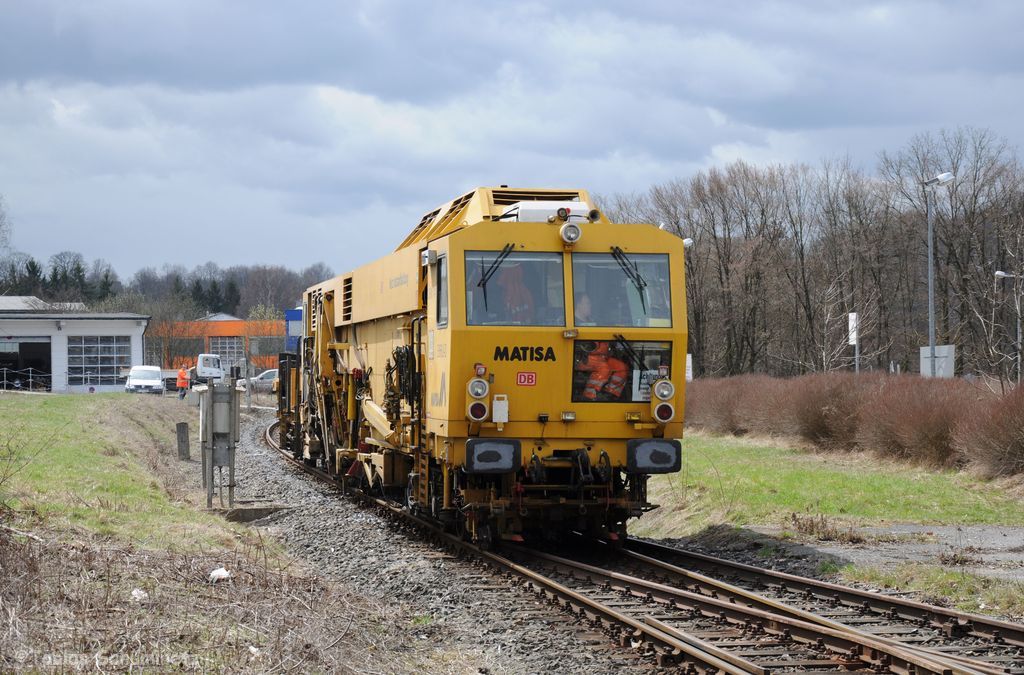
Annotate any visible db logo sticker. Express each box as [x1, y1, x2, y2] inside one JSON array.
[[516, 372, 537, 386]]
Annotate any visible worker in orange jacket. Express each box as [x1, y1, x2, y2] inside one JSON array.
[[176, 367, 189, 400], [575, 342, 628, 401]]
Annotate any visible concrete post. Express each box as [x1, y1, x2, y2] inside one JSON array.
[[176, 422, 190, 460]]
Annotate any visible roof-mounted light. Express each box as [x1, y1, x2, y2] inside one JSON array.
[[560, 222, 582, 245]]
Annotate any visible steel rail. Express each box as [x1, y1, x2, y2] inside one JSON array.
[[514, 547, 986, 675], [262, 422, 749, 672], [617, 548, 1008, 675], [627, 538, 1024, 648]]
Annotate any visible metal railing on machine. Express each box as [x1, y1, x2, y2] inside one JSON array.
[[0, 367, 52, 392]]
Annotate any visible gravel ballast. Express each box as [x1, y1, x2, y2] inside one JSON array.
[[232, 410, 655, 674]]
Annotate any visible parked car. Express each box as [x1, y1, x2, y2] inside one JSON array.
[[244, 368, 278, 392], [125, 365, 164, 394]]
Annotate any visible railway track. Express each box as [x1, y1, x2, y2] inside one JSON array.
[[623, 540, 1024, 661], [506, 545, 1024, 674], [263, 422, 1024, 673]]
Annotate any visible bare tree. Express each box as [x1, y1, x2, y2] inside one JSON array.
[[238, 265, 303, 317], [880, 127, 1023, 382], [597, 128, 1024, 381], [94, 291, 205, 367]]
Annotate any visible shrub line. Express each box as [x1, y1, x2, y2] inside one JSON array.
[[685, 373, 1017, 476]]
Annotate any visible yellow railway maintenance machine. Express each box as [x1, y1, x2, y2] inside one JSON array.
[[277, 187, 687, 548]]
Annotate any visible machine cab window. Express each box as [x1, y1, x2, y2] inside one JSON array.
[[436, 255, 448, 327], [465, 250, 565, 326], [572, 252, 672, 327]]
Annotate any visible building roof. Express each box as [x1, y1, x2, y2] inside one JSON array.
[[0, 312, 150, 321], [199, 312, 242, 321], [0, 296, 53, 311]]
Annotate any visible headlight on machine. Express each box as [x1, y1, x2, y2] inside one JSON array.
[[467, 377, 489, 399], [626, 439, 682, 474], [652, 379, 675, 401], [559, 222, 582, 245]]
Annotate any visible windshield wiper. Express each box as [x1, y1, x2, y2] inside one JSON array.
[[477, 243, 515, 311], [613, 334, 644, 372], [610, 246, 648, 313]]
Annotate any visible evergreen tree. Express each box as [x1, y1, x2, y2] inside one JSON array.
[[71, 259, 89, 299], [24, 258, 43, 295], [171, 274, 186, 297], [97, 270, 115, 300], [190, 279, 206, 310], [224, 278, 241, 315], [47, 266, 59, 294], [206, 279, 224, 313]]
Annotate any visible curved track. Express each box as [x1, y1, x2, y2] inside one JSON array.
[[625, 540, 1024, 650], [263, 422, 1024, 673], [508, 544, 1023, 674]]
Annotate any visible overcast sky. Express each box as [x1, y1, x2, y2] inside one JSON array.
[[1, 0, 1022, 278]]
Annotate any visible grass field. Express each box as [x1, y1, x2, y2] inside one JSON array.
[[0, 392, 234, 548], [0, 392, 445, 672], [632, 430, 1024, 539]]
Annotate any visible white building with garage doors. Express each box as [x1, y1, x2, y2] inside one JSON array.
[[0, 296, 149, 393]]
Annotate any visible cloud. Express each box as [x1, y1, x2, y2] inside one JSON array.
[[0, 1, 1022, 277]]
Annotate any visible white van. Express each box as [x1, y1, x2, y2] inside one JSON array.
[[125, 365, 164, 394], [195, 353, 226, 384]]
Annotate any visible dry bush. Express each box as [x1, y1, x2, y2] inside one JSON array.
[[686, 372, 1024, 477], [732, 374, 800, 436], [684, 374, 797, 436], [786, 372, 878, 449], [938, 546, 983, 566], [684, 376, 747, 434], [858, 377, 987, 468], [687, 372, 876, 447], [0, 422, 51, 526], [0, 433, 16, 519], [956, 385, 1024, 478], [788, 513, 865, 544]]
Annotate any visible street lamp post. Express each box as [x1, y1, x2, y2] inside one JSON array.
[[922, 171, 954, 377], [995, 270, 1022, 384]]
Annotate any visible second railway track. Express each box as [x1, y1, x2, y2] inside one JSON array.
[[624, 540, 1024, 661], [263, 421, 1024, 673]]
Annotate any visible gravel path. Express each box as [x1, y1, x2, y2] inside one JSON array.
[[650, 520, 1024, 584], [232, 410, 656, 675]]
